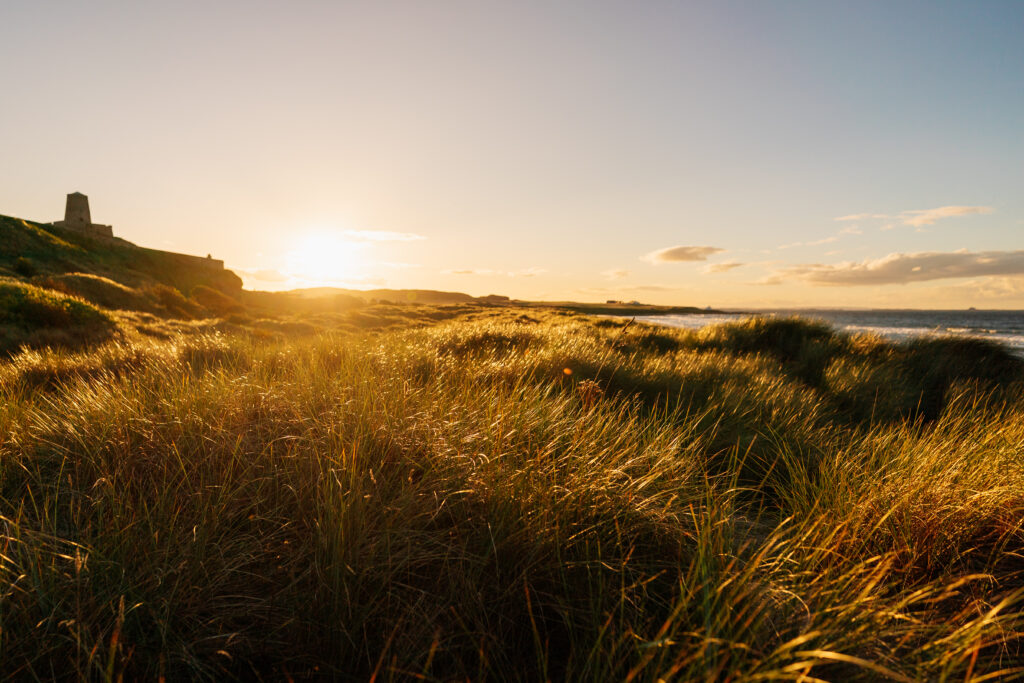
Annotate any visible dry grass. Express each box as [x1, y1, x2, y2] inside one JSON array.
[[0, 312, 1022, 680]]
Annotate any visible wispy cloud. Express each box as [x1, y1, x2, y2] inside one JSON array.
[[602, 268, 630, 280], [514, 267, 546, 277], [643, 245, 724, 264], [233, 267, 289, 282], [776, 223, 871, 251], [704, 261, 744, 273], [444, 267, 546, 277], [378, 261, 422, 269], [900, 205, 993, 227], [778, 235, 840, 249], [626, 285, 677, 292], [235, 265, 386, 289], [576, 285, 679, 295], [934, 275, 1024, 301], [444, 268, 498, 276], [762, 249, 1024, 286], [835, 213, 890, 222], [343, 229, 426, 241], [833, 205, 993, 229]]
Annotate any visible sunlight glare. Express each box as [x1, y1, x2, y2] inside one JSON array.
[[283, 231, 365, 285]]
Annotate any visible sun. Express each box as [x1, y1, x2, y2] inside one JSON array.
[[283, 231, 365, 285]]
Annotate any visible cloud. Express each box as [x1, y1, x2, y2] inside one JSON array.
[[342, 229, 425, 241], [833, 205, 993, 228], [778, 235, 840, 249], [443, 267, 546, 277], [776, 224, 868, 251], [378, 261, 422, 269], [233, 267, 289, 282], [643, 245, 725, 264], [575, 285, 678, 295], [934, 275, 1024, 301], [835, 213, 890, 222], [764, 249, 1024, 286], [625, 285, 677, 292], [704, 261, 744, 273], [513, 267, 547, 277], [900, 205, 993, 227], [444, 268, 498, 276], [602, 268, 630, 280]]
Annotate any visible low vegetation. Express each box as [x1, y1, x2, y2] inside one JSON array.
[[1, 308, 1022, 680], [0, 279, 116, 354]]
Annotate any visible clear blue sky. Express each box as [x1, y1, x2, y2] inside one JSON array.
[[2, 1, 1022, 307]]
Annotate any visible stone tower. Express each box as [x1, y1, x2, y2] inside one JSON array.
[[53, 192, 114, 238], [63, 192, 92, 230]]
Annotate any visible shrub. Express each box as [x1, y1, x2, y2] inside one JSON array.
[[699, 316, 845, 386], [13, 256, 37, 276]]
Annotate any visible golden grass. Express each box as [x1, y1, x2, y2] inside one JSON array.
[[0, 312, 1021, 679]]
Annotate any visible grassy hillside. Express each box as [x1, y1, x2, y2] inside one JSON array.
[[0, 280, 117, 354], [0, 214, 243, 295], [1, 312, 1022, 680]]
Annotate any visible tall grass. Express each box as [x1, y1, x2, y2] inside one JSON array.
[[0, 279, 116, 354], [0, 313, 1021, 679]]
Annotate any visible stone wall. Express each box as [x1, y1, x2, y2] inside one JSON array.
[[53, 221, 114, 239], [141, 247, 225, 270]]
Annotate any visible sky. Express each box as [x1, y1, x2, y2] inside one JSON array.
[[2, 0, 1023, 308]]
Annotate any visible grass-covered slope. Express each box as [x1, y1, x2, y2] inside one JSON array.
[[0, 213, 251, 352], [1, 312, 1021, 680], [0, 280, 116, 354], [0, 214, 242, 295]]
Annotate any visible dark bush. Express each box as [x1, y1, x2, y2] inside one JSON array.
[[13, 257, 37, 276], [898, 336, 1024, 421]]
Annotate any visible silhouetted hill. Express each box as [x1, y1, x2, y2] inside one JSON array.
[[0, 214, 242, 295]]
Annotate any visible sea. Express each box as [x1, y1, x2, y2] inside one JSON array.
[[633, 309, 1024, 356]]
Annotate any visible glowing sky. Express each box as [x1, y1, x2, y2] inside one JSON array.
[[2, 1, 1023, 307]]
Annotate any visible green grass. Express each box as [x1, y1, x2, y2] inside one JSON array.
[[0, 312, 1022, 680]]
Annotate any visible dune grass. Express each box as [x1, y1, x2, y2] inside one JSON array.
[[0, 279, 117, 355], [0, 312, 1022, 680]]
